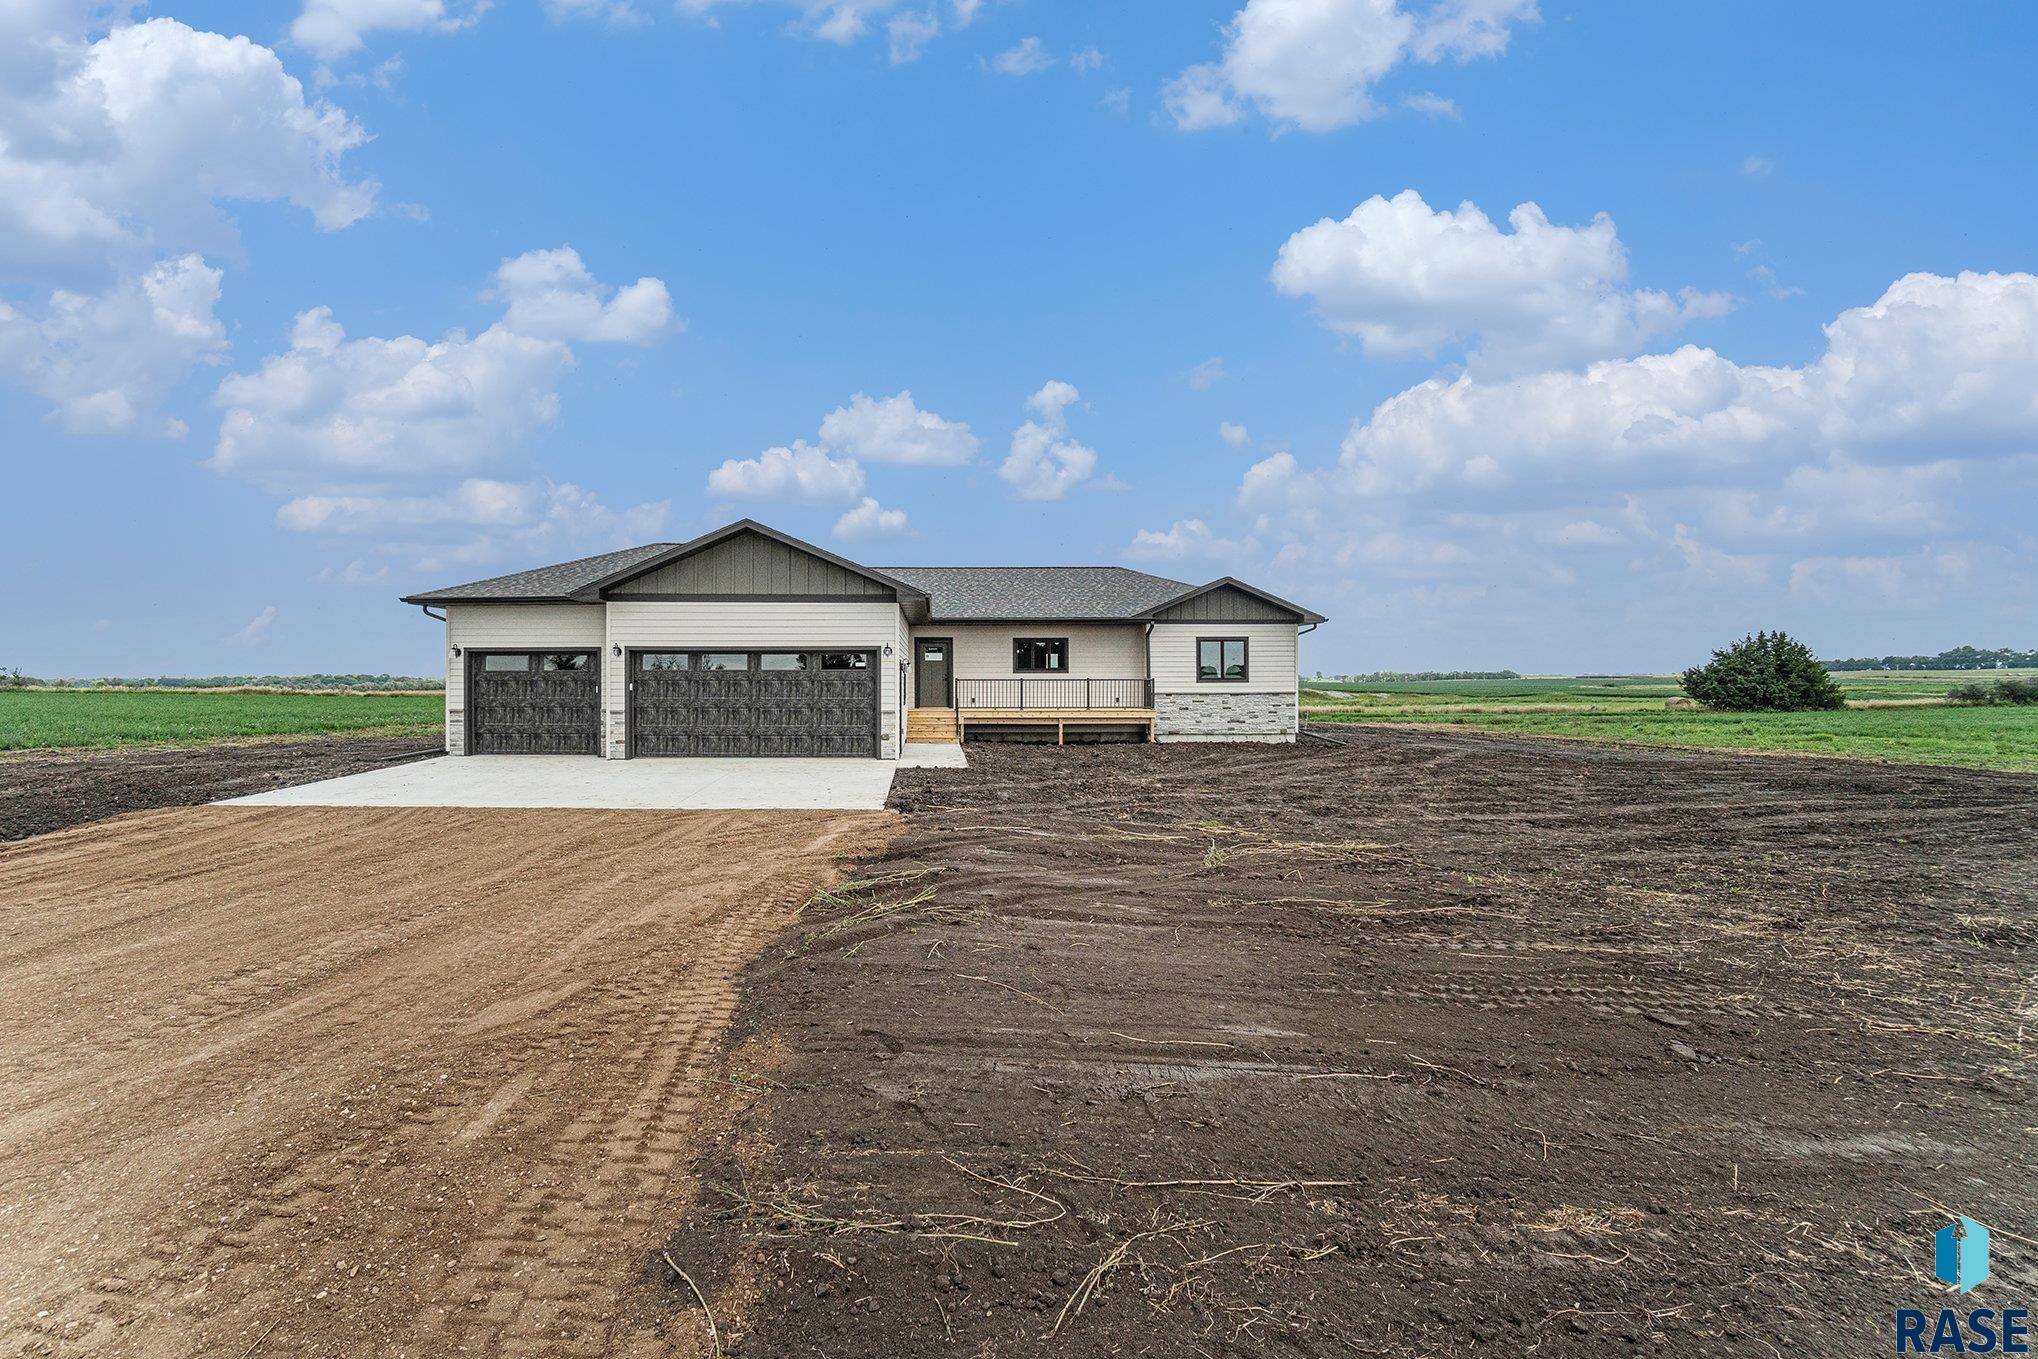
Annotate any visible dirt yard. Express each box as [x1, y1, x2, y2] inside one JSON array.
[[0, 735, 439, 842], [666, 730, 2037, 1357], [0, 804, 896, 1358]]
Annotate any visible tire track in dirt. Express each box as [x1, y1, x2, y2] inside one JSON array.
[[671, 732, 2036, 1359], [0, 804, 898, 1359]]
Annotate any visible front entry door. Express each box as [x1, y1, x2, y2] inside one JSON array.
[[915, 638, 952, 707]]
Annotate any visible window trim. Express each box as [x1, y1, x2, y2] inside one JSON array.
[[1196, 636, 1250, 684], [1011, 636, 1071, 674]]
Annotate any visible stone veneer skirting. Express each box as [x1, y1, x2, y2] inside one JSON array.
[[1155, 690, 1297, 741]]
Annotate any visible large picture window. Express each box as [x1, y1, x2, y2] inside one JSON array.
[[1196, 637, 1249, 682], [1013, 638, 1069, 673]]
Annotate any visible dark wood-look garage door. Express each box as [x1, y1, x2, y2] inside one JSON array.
[[630, 649, 878, 757], [467, 651, 600, 754]]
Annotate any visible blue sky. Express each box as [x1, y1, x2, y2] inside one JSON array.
[[4, 0, 2035, 678]]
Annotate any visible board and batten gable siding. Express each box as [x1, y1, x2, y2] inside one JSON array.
[[443, 603, 607, 754], [607, 532, 894, 597], [1151, 584, 1295, 623], [1149, 621, 1298, 695], [908, 624, 1150, 705], [604, 600, 908, 759]]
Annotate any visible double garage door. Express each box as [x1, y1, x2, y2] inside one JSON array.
[[630, 649, 879, 757], [469, 648, 880, 757]]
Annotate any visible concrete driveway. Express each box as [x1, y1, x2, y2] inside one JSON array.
[[220, 753, 902, 811]]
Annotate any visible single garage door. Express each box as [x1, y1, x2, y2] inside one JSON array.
[[468, 651, 600, 754], [630, 649, 878, 757]]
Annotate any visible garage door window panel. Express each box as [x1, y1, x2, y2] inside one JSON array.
[[628, 647, 877, 758], [470, 651, 599, 754]]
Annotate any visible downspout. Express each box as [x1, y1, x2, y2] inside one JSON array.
[[418, 604, 451, 754], [1144, 621, 1156, 737], [1296, 623, 1318, 737]]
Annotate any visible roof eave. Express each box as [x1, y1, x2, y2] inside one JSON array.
[[398, 593, 584, 606]]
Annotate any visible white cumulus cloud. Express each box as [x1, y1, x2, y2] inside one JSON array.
[[1164, 0, 1538, 133], [706, 440, 867, 502], [0, 253, 224, 435], [0, 9, 377, 431], [1219, 420, 1251, 447], [1124, 518, 1255, 563], [1272, 190, 1731, 372], [1273, 271, 2038, 500], [291, 0, 487, 62], [998, 380, 1102, 501], [213, 309, 575, 483], [818, 390, 979, 466], [210, 248, 674, 570], [212, 247, 671, 484], [491, 246, 674, 345], [834, 496, 913, 539], [0, 16, 377, 271]]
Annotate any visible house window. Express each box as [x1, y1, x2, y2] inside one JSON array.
[[639, 653, 689, 671], [700, 653, 750, 671], [759, 652, 810, 671], [1197, 638, 1249, 682], [1013, 638, 1069, 673], [541, 653, 588, 671], [820, 652, 869, 670], [481, 654, 529, 672]]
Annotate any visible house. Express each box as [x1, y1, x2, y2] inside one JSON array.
[[399, 519, 1324, 759]]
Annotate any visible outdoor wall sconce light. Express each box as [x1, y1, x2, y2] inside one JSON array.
[[450, 645, 462, 657], [883, 644, 894, 656], [612, 644, 622, 657]]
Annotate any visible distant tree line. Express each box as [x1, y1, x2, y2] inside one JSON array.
[[6, 673, 444, 691], [1310, 670, 1523, 682], [1823, 646, 2038, 671]]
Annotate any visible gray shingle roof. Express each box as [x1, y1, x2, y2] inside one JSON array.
[[399, 525, 1223, 622], [399, 542, 677, 604], [874, 565, 1191, 621]]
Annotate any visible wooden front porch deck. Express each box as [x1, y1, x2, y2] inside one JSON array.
[[954, 707, 1156, 744]]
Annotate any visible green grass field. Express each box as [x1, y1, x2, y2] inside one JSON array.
[[0, 690, 445, 752], [1302, 671, 2038, 772]]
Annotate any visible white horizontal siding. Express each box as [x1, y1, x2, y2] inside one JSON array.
[[1150, 622, 1298, 695], [605, 600, 908, 759], [444, 604, 607, 752], [911, 624, 1149, 696]]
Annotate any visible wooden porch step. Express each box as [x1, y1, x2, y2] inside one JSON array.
[[905, 708, 961, 743]]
